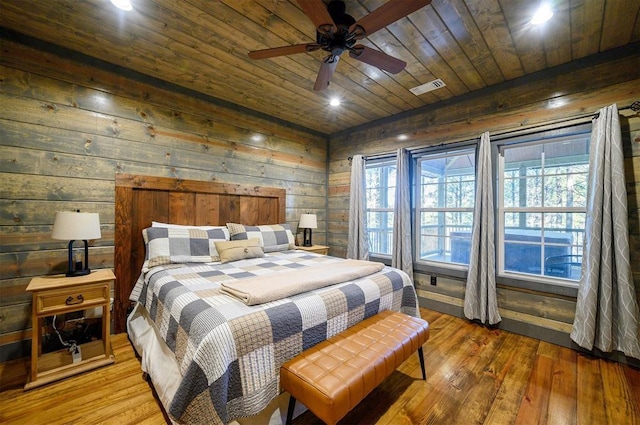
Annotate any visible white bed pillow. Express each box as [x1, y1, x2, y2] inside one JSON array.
[[152, 221, 229, 235]]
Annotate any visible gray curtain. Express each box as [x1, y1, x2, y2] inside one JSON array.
[[464, 132, 501, 325], [570, 104, 640, 359], [392, 148, 413, 282], [347, 154, 370, 260]]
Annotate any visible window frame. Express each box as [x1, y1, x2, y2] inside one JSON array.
[[364, 157, 397, 258], [492, 123, 591, 296], [414, 145, 477, 271]]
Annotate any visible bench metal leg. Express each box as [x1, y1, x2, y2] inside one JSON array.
[[286, 395, 296, 425], [418, 347, 426, 380]]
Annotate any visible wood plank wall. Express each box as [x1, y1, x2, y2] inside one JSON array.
[[328, 45, 640, 352], [0, 37, 328, 361]]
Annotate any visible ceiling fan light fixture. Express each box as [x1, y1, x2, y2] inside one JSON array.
[[530, 4, 553, 25], [327, 0, 356, 29], [111, 0, 133, 11], [248, 0, 430, 90], [330, 98, 341, 107]]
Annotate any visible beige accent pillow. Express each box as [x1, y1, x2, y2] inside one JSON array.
[[215, 238, 264, 263]]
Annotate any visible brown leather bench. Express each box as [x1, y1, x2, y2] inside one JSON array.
[[280, 310, 430, 425]]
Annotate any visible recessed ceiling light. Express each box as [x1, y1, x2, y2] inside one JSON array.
[[398, 134, 408, 141], [530, 4, 553, 25], [549, 98, 567, 109], [111, 0, 133, 11], [329, 98, 341, 107]]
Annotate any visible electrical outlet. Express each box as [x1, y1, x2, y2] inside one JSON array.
[[71, 345, 82, 363], [430, 276, 437, 286]]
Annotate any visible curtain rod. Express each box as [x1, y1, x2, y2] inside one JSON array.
[[347, 102, 638, 165]]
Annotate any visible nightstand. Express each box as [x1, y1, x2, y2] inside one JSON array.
[[296, 245, 329, 255], [24, 269, 115, 390]]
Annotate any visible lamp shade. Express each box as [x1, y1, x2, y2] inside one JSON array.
[[298, 214, 317, 229], [52, 211, 102, 241]]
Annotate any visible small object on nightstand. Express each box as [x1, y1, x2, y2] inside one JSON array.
[[24, 269, 115, 390], [298, 214, 317, 247], [51, 211, 102, 277], [296, 244, 329, 255]]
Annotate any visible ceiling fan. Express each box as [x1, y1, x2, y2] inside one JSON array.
[[248, 0, 431, 91]]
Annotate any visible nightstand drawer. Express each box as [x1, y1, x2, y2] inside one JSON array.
[[35, 283, 109, 316]]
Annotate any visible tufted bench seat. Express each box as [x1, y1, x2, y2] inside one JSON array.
[[280, 310, 430, 425]]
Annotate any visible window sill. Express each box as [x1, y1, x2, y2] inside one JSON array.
[[496, 273, 579, 298], [412, 262, 578, 298], [414, 262, 467, 280], [368, 254, 391, 266]]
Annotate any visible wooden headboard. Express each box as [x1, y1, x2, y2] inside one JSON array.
[[113, 174, 286, 333]]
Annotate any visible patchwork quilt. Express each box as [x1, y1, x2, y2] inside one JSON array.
[[130, 250, 419, 424]]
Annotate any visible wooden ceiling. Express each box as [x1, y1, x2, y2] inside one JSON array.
[[1, 0, 639, 135]]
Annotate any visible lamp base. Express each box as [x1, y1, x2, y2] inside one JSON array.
[[66, 268, 91, 277], [303, 228, 313, 247], [66, 240, 91, 277]]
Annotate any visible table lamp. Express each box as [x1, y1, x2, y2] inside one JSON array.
[[298, 214, 317, 247], [52, 211, 101, 277]]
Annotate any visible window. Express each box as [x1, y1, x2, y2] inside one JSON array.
[[416, 149, 476, 266], [360, 124, 589, 287], [497, 134, 589, 281], [365, 160, 396, 255]]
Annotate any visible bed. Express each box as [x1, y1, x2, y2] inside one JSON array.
[[114, 174, 420, 425]]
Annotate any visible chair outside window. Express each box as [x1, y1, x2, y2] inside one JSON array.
[[544, 254, 582, 279]]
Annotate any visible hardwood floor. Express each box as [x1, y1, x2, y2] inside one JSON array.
[[1, 308, 639, 424]]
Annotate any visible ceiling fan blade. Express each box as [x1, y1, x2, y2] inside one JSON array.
[[297, 0, 336, 35], [313, 56, 340, 91], [248, 43, 320, 59], [349, 0, 431, 40], [349, 45, 406, 74]]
